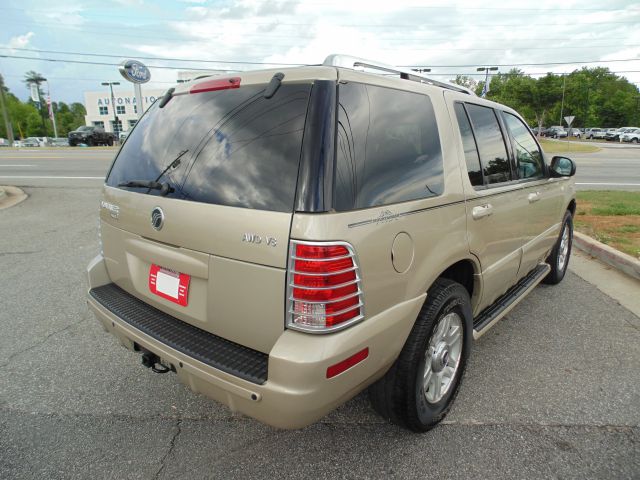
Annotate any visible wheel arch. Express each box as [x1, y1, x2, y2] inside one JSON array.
[[567, 198, 576, 216], [434, 258, 481, 311]]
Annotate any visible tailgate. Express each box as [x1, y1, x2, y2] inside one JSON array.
[[100, 187, 291, 354], [97, 74, 320, 353]]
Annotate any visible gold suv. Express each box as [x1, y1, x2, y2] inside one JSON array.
[[87, 55, 576, 432]]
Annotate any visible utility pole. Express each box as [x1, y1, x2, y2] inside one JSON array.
[[44, 79, 58, 138], [559, 74, 566, 126], [101, 81, 120, 138], [0, 73, 14, 143]]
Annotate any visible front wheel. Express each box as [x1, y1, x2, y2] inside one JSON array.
[[107, 137, 114, 146], [543, 210, 573, 285], [369, 278, 472, 432], [632, 138, 638, 144]]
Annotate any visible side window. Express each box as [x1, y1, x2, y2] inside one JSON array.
[[503, 113, 544, 180], [335, 83, 444, 210], [453, 103, 483, 187], [465, 104, 511, 185]]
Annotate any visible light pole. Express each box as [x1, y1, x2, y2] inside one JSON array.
[[43, 78, 58, 138], [101, 81, 120, 137], [477, 66, 498, 97]]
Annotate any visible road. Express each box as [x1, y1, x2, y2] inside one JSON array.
[[1, 149, 639, 478], [1, 144, 639, 190], [567, 143, 640, 190]]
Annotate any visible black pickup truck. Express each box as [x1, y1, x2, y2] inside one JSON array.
[[68, 126, 115, 146]]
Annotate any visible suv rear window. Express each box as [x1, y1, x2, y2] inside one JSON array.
[[334, 83, 443, 210], [106, 83, 312, 212]]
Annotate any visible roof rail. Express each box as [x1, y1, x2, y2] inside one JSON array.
[[323, 54, 475, 96]]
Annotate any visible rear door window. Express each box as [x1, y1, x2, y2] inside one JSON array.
[[464, 104, 512, 185], [334, 83, 443, 210], [106, 83, 312, 212], [453, 103, 483, 187]]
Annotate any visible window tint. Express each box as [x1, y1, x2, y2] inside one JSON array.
[[107, 84, 311, 212], [503, 113, 544, 180], [465, 104, 511, 185], [335, 83, 443, 210], [453, 103, 482, 187]]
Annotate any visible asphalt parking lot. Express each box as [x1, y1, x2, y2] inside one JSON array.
[[0, 151, 639, 479]]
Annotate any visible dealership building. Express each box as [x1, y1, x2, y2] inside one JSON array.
[[83, 87, 165, 135]]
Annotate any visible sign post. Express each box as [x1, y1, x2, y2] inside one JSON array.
[[564, 115, 576, 150], [118, 60, 151, 120]]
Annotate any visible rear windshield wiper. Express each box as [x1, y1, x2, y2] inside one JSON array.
[[118, 149, 189, 196], [117, 180, 173, 196]]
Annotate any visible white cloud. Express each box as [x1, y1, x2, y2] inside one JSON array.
[[6, 32, 35, 49], [32, 5, 86, 27]]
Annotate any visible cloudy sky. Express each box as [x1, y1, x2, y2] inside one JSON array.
[[1, 0, 639, 103]]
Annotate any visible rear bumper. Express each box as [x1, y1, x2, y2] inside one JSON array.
[[87, 254, 424, 429]]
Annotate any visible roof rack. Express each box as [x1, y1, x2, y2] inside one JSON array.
[[323, 54, 475, 96]]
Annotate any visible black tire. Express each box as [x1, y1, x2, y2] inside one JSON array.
[[632, 138, 638, 144], [543, 210, 573, 285], [86, 138, 93, 147], [369, 278, 473, 432], [107, 137, 114, 146]]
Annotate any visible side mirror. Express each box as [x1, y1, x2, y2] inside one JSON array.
[[550, 156, 576, 177]]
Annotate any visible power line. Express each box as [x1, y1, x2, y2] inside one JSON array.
[[3, 46, 640, 64], [0, 48, 306, 66], [2, 54, 640, 79], [1, 52, 639, 70]]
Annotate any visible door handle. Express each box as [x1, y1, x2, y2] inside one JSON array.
[[528, 191, 541, 203], [472, 204, 493, 220]]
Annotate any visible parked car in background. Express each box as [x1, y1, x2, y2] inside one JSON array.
[[621, 128, 640, 143], [22, 137, 41, 147], [543, 126, 568, 138], [585, 128, 606, 139], [12, 140, 22, 147], [68, 126, 115, 146], [50, 137, 70, 147], [568, 128, 581, 138], [606, 127, 638, 142], [0, 138, 9, 147]]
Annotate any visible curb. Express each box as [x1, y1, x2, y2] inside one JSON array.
[[0, 187, 5, 202], [573, 231, 640, 281]]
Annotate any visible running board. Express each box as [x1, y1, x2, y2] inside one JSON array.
[[473, 263, 551, 339]]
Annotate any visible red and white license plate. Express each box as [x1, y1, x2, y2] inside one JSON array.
[[149, 264, 190, 306]]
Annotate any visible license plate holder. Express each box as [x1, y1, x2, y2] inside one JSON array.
[[149, 264, 190, 306]]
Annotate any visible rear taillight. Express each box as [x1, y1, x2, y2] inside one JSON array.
[[287, 241, 364, 333]]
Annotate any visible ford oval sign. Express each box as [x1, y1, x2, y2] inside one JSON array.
[[119, 60, 151, 84]]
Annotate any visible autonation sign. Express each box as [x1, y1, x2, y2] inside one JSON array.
[[119, 60, 151, 84]]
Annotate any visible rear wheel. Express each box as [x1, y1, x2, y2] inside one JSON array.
[[107, 137, 114, 146], [369, 278, 472, 432], [543, 210, 573, 285]]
